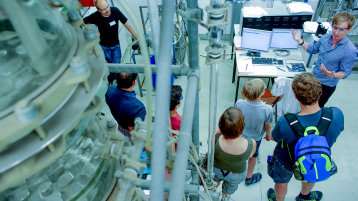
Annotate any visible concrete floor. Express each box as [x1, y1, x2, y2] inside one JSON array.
[[98, 39, 358, 201]]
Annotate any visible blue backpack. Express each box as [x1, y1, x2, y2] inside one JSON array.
[[284, 107, 333, 183]]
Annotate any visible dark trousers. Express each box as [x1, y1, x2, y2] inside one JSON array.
[[319, 84, 336, 108]]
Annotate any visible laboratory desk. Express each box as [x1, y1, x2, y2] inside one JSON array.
[[233, 49, 308, 103]]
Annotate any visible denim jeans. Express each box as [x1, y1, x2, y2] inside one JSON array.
[[213, 167, 247, 194], [267, 155, 293, 183], [101, 44, 121, 83]]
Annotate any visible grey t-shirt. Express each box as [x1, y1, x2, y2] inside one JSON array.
[[235, 99, 273, 141]]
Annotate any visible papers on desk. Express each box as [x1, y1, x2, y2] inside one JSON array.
[[237, 59, 253, 74], [237, 58, 278, 76], [253, 65, 278, 76]]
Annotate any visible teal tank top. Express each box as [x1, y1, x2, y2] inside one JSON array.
[[214, 135, 253, 173]]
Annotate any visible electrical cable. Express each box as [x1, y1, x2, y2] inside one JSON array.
[[188, 154, 213, 201], [273, 49, 290, 57]]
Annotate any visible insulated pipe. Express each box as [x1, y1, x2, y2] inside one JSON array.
[[146, 0, 160, 57], [116, 0, 153, 138], [169, 69, 199, 201], [186, 1, 200, 200], [150, 0, 176, 201], [206, 63, 219, 184], [187, 0, 200, 154], [106, 63, 190, 75], [135, 179, 199, 193]]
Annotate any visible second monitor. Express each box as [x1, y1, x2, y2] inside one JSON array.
[[270, 28, 301, 49]]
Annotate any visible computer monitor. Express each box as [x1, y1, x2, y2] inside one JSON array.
[[270, 28, 301, 49], [241, 28, 272, 55]]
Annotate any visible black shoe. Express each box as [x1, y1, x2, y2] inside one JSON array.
[[295, 191, 323, 201], [267, 188, 277, 201], [245, 173, 262, 185]]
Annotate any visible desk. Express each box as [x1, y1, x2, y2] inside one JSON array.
[[233, 49, 307, 104]]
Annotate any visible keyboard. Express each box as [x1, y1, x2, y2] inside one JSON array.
[[252, 57, 284, 65]]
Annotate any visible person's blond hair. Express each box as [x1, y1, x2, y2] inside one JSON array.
[[292, 72, 322, 106], [242, 78, 266, 101], [332, 12, 355, 29]]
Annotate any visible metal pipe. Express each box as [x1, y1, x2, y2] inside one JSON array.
[[177, 9, 210, 30], [192, 89, 200, 154], [150, 0, 176, 200], [106, 63, 190, 75], [146, 0, 160, 57], [190, 89, 200, 201], [135, 179, 199, 193], [186, 1, 200, 200], [229, 1, 244, 45], [169, 69, 199, 201], [186, 0, 200, 152], [206, 0, 225, 182], [206, 63, 219, 184]]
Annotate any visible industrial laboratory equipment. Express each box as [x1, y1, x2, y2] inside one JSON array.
[[0, 0, 118, 200]]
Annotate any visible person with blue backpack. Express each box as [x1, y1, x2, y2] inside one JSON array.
[[266, 72, 344, 201]]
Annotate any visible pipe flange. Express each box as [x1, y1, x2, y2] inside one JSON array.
[[205, 5, 228, 26]]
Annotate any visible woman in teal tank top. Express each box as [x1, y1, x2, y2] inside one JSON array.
[[213, 107, 257, 200]]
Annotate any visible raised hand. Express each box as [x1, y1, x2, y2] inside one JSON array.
[[291, 29, 301, 43]]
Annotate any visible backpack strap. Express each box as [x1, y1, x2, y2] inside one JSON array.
[[284, 113, 305, 137], [283, 113, 304, 161], [316, 107, 332, 135]]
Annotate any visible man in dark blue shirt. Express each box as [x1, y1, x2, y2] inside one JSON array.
[[105, 73, 146, 138], [267, 73, 344, 201]]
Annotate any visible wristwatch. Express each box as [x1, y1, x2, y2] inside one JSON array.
[[331, 73, 335, 78], [299, 40, 304, 46]]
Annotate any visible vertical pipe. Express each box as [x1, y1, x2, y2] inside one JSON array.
[[229, 1, 244, 45], [187, 0, 199, 71], [186, 0, 200, 159], [146, 0, 160, 57], [169, 71, 199, 201], [186, 0, 200, 200], [150, 0, 175, 200], [206, 63, 219, 183]]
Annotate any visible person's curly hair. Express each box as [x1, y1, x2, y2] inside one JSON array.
[[292, 72, 322, 106]]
